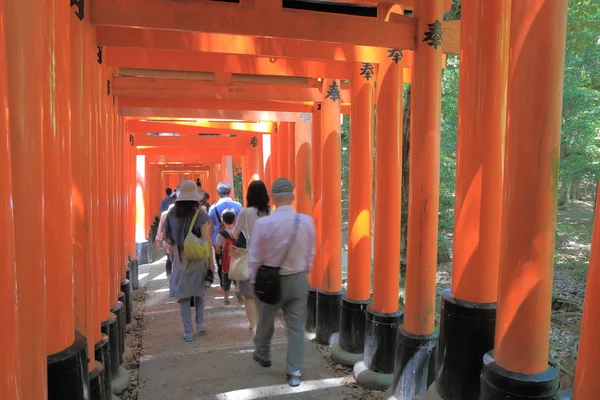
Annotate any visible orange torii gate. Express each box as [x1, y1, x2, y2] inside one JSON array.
[[1, 1, 586, 400]]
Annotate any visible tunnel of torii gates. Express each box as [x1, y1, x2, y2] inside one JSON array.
[[0, 0, 598, 400]]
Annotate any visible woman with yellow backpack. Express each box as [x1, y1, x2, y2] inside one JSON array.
[[163, 180, 214, 342]]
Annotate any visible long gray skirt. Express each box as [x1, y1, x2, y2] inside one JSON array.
[[169, 248, 208, 299]]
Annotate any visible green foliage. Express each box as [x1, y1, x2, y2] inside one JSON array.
[[439, 55, 460, 244], [560, 0, 600, 182]]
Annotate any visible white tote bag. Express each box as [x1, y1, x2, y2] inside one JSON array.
[[228, 211, 250, 281]]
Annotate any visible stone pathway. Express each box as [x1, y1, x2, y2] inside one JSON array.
[[136, 259, 356, 400]]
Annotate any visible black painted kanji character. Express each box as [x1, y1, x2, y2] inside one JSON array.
[[423, 20, 443, 49], [360, 63, 374, 81], [250, 136, 258, 147], [387, 48, 403, 64], [325, 81, 340, 102]]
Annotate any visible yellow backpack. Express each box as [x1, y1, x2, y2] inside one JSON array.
[[183, 210, 211, 260]]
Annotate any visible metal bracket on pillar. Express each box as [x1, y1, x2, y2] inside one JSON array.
[[97, 46, 103, 65], [70, 0, 84, 20], [107, 79, 111, 96], [129, 135, 135, 147]]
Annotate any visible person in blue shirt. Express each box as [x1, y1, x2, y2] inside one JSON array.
[[208, 182, 243, 242], [208, 182, 243, 298], [160, 188, 173, 213]]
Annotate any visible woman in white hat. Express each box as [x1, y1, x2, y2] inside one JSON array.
[[163, 180, 214, 341]]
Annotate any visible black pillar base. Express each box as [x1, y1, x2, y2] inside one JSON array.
[[364, 306, 403, 374], [387, 325, 438, 400], [47, 330, 89, 400], [480, 351, 560, 400], [89, 360, 106, 400], [305, 288, 317, 333], [130, 260, 139, 290], [331, 297, 370, 366], [315, 289, 343, 345], [94, 333, 112, 399], [340, 297, 370, 354], [136, 242, 149, 265], [435, 289, 496, 400], [112, 299, 126, 365], [122, 280, 133, 324], [100, 313, 120, 378]]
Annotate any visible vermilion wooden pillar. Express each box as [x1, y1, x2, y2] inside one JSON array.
[[105, 71, 118, 306], [315, 79, 343, 345], [221, 155, 235, 198], [389, 1, 443, 398], [432, 1, 510, 399], [248, 135, 262, 181], [332, 63, 375, 368], [0, 1, 21, 396], [294, 113, 312, 215], [97, 64, 112, 317], [569, 186, 600, 399], [44, 0, 90, 396], [306, 103, 322, 334], [93, 49, 122, 388], [481, 1, 567, 398], [6, 0, 48, 397], [71, 0, 99, 375], [83, 16, 113, 396], [356, 38, 403, 388]]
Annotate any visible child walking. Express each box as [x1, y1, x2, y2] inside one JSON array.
[[214, 209, 237, 305]]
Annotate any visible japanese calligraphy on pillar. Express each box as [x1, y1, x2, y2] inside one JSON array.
[[387, 48, 403, 64], [325, 81, 340, 102], [422, 20, 443, 49], [360, 63, 374, 81], [250, 136, 258, 147]]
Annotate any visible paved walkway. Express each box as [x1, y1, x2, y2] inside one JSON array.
[[136, 258, 355, 400]]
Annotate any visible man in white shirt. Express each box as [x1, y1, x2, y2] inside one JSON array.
[[249, 178, 316, 387]]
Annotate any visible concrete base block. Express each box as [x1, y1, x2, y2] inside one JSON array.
[[123, 347, 134, 364], [330, 341, 363, 367], [111, 366, 130, 395], [112, 395, 120, 400], [126, 319, 138, 333], [354, 360, 393, 391], [125, 334, 135, 347]]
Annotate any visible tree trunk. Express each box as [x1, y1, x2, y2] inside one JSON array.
[[400, 85, 411, 286], [558, 179, 573, 207], [569, 178, 580, 200]]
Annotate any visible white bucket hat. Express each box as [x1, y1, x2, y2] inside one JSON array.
[[175, 180, 201, 202]]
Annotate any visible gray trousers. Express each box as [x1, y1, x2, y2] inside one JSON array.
[[253, 273, 308, 376], [179, 296, 205, 334]]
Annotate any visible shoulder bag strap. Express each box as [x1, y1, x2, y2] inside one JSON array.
[[277, 213, 301, 268], [187, 209, 200, 236]]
